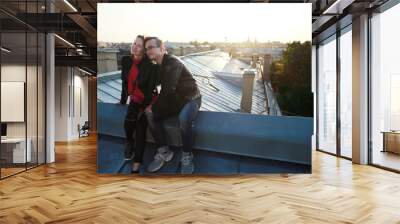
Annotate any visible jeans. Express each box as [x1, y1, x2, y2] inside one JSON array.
[[147, 97, 201, 153], [124, 102, 147, 163]]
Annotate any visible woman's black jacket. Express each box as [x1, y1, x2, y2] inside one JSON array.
[[120, 56, 159, 107]]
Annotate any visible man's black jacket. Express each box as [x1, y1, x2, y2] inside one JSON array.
[[120, 56, 159, 107], [152, 54, 201, 116]]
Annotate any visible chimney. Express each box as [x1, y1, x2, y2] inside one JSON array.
[[240, 69, 256, 113], [263, 54, 272, 82]]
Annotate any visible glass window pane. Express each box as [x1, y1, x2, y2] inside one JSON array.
[[340, 28, 352, 158], [318, 36, 337, 154], [38, 32, 45, 165], [371, 3, 400, 171], [1, 31, 28, 177], [27, 31, 38, 169], [1, 1, 46, 179]]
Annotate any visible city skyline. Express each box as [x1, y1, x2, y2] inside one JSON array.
[[98, 3, 311, 43], [98, 40, 290, 45]]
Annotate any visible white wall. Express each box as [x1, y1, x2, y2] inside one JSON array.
[[1, 65, 26, 139], [71, 71, 89, 139], [54, 67, 89, 141], [55, 66, 69, 141], [1, 65, 41, 137], [1, 63, 46, 164]]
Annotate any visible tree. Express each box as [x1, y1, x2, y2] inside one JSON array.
[[270, 41, 313, 117]]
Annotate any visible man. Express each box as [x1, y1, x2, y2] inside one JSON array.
[[144, 37, 201, 174]]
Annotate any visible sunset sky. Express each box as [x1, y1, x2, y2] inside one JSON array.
[[98, 3, 311, 43]]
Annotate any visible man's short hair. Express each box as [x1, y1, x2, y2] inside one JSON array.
[[144, 37, 162, 47]]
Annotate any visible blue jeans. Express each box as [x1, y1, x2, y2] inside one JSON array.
[[147, 97, 201, 153]]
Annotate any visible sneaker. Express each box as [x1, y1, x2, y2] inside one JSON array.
[[180, 152, 194, 174], [124, 142, 135, 160], [147, 146, 174, 173]]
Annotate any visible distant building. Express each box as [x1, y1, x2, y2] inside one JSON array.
[[164, 42, 215, 56], [164, 42, 196, 56], [236, 47, 284, 60], [97, 48, 119, 74]]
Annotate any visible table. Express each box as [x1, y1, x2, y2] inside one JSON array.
[[1, 138, 32, 163], [381, 131, 400, 154]]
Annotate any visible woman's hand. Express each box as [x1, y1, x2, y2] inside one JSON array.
[[145, 105, 152, 113]]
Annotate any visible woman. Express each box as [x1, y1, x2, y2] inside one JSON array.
[[120, 35, 159, 173]]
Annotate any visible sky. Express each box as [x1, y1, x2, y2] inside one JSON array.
[[97, 3, 311, 43]]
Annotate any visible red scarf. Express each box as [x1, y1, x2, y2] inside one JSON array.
[[127, 57, 145, 104]]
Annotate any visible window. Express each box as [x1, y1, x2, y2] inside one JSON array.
[[370, 2, 400, 171], [317, 35, 337, 154], [0, 1, 46, 179], [339, 27, 352, 158]]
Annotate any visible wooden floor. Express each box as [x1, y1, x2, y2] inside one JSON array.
[[1, 167, 26, 178], [1, 135, 400, 224], [1, 164, 45, 178], [372, 150, 400, 171]]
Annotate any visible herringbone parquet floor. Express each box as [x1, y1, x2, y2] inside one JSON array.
[[1, 135, 400, 223]]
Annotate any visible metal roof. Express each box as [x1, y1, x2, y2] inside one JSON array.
[[98, 50, 276, 114]]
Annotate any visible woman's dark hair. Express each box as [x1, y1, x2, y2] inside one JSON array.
[[134, 35, 146, 59], [136, 35, 145, 43]]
